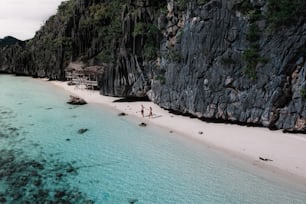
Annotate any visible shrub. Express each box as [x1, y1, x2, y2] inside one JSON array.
[[267, 0, 306, 27], [221, 57, 236, 65], [165, 51, 182, 62], [197, 0, 209, 5], [144, 43, 158, 60], [177, 0, 188, 10], [243, 66, 257, 80], [133, 23, 146, 37], [234, 0, 253, 14], [243, 48, 259, 79], [95, 50, 114, 63], [246, 24, 260, 42], [301, 88, 306, 99], [155, 75, 166, 84], [133, 23, 161, 60], [249, 9, 263, 22]]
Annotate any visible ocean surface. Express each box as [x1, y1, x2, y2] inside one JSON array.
[[0, 74, 306, 203]]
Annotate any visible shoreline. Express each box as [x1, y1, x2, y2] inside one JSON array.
[[48, 80, 306, 190]]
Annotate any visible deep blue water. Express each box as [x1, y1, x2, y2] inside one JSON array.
[[0, 75, 306, 203]]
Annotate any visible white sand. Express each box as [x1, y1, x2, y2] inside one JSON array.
[[50, 80, 306, 187]]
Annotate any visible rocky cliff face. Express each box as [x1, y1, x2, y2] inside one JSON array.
[[151, 0, 306, 132], [1, 0, 306, 132]]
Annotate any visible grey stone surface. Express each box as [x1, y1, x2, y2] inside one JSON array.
[[151, 0, 306, 132]]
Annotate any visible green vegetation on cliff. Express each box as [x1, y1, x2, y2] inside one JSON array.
[[267, 0, 306, 27], [0, 0, 165, 79], [0, 36, 23, 48]]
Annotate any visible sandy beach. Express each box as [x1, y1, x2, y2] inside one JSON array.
[[50, 80, 306, 188]]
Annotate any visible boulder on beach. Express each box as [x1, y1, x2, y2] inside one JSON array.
[[139, 122, 147, 127], [118, 112, 127, 116], [67, 95, 87, 105]]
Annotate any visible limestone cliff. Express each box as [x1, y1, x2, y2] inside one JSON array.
[[151, 0, 306, 132], [1, 0, 306, 132]]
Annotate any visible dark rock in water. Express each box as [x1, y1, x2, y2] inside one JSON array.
[[0, 148, 92, 203], [78, 128, 88, 134], [86, 200, 94, 204], [55, 190, 66, 198], [66, 138, 71, 141], [118, 112, 127, 116], [8, 127, 18, 132], [66, 166, 75, 173], [33, 179, 42, 187], [139, 122, 147, 127], [67, 95, 87, 105], [29, 161, 44, 170], [38, 189, 49, 198], [30, 171, 39, 177], [56, 173, 64, 178], [0, 196, 7, 203], [128, 198, 138, 204], [12, 192, 22, 200]]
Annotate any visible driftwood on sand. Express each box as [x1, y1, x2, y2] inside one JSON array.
[[259, 157, 273, 162]]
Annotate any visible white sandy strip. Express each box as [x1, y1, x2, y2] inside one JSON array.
[[50, 81, 306, 185]]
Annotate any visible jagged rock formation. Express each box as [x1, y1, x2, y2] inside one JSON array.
[[151, 0, 306, 132], [1, 0, 306, 132]]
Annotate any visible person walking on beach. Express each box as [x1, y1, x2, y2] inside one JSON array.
[[141, 104, 144, 117], [149, 106, 153, 118]]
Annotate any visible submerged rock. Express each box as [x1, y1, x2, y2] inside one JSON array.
[[128, 198, 138, 204], [54, 190, 66, 198], [0, 148, 92, 203], [77, 128, 88, 134]]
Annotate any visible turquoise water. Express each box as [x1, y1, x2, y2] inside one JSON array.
[[0, 75, 306, 203]]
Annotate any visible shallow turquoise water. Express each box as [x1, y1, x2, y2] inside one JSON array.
[[0, 75, 306, 203]]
